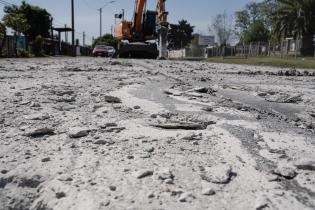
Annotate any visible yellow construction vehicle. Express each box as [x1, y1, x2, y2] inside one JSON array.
[[114, 0, 168, 58]]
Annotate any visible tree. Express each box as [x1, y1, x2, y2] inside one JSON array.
[[242, 20, 270, 44], [167, 19, 194, 50], [235, 10, 250, 40], [3, 13, 30, 35], [274, 0, 315, 56], [3, 1, 51, 40], [235, 0, 278, 44], [209, 12, 234, 46], [0, 22, 6, 54], [93, 34, 118, 48]]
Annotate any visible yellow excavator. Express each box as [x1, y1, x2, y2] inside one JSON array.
[[114, 0, 168, 59]]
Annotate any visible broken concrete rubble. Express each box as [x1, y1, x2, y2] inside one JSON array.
[[272, 166, 297, 179], [0, 58, 314, 210], [200, 165, 235, 184], [25, 127, 55, 137], [68, 127, 90, 138], [151, 122, 208, 130], [265, 94, 303, 104], [134, 169, 154, 179], [294, 158, 315, 171], [104, 95, 122, 103]]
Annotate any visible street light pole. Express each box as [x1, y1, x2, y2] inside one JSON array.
[[98, 1, 115, 38], [99, 8, 102, 37], [71, 0, 75, 57]]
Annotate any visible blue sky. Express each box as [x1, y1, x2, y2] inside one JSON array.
[[0, 0, 261, 44]]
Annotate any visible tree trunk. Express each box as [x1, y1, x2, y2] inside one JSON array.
[[301, 34, 314, 56], [0, 30, 6, 56], [0, 34, 5, 55]]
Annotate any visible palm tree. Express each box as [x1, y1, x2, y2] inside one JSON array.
[[274, 0, 315, 56]]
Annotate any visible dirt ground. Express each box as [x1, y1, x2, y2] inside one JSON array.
[[0, 57, 314, 210]]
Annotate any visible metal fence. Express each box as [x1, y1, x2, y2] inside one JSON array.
[[206, 40, 303, 58], [2, 36, 21, 57], [168, 39, 306, 59], [168, 48, 206, 59], [1, 35, 92, 57]]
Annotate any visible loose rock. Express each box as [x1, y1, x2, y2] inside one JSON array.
[[134, 169, 154, 179], [202, 188, 216, 196], [25, 127, 55, 137], [200, 165, 235, 184], [155, 168, 174, 181], [272, 166, 297, 179], [294, 158, 315, 171], [179, 192, 195, 202], [56, 192, 66, 199], [105, 95, 122, 103], [41, 157, 51, 162], [68, 127, 90, 138]]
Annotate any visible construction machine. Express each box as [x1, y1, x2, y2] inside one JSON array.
[[114, 0, 168, 59]]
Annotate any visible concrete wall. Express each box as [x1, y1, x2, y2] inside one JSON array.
[[168, 48, 206, 59], [168, 49, 186, 58]]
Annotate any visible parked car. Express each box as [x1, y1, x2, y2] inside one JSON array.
[[92, 45, 116, 57]]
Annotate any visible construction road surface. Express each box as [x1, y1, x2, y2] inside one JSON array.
[[0, 57, 315, 210]]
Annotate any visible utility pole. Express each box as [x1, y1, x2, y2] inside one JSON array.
[[50, 17, 54, 56], [98, 1, 115, 38], [98, 8, 102, 37], [83, 32, 86, 46], [65, 24, 68, 43], [71, 0, 76, 57]]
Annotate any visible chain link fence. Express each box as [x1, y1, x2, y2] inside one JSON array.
[[168, 39, 307, 59]]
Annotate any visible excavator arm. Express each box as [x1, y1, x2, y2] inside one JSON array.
[[157, 0, 168, 58], [132, 0, 146, 34], [114, 0, 168, 58], [157, 0, 168, 26], [132, 0, 168, 34]]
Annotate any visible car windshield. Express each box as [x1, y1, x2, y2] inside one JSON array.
[[95, 46, 113, 50], [95, 45, 106, 49]]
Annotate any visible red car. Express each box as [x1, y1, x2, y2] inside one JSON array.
[[92, 45, 116, 57]]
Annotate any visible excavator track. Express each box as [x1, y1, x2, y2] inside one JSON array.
[[118, 42, 159, 59]]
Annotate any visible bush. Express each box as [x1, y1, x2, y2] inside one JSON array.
[[31, 35, 45, 57], [17, 48, 31, 58], [0, 48, 8, 58]]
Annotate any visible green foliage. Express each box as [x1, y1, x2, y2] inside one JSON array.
[[242, 20, 270, 44], [0, 22, 5, 41], [235, 10, 250, 39], [3, 13, 30, 35], [274, 0, 315, 55], [190, 34, 199, 48], [17, 48, 30, 58], [167, 19, 194, 50], [3, 1, 51, 40], [234, 0, 278, 44], [274, 0, 315, 38], [207, 56, 315, 70], [31, 35, 45, 57], [1, 48, 8, 58], [93, 34, 118, 48], [0, 22, 6, 56], [209, 13, 233, 46]]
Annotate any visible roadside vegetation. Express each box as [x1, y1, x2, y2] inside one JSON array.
[[207, 56, 315, 70], [1, 1, 51, 57]]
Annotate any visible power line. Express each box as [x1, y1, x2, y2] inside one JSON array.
[[81, 0, 95, 11], [0, 0, 93, 45], [0, 0, 14, 6]]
